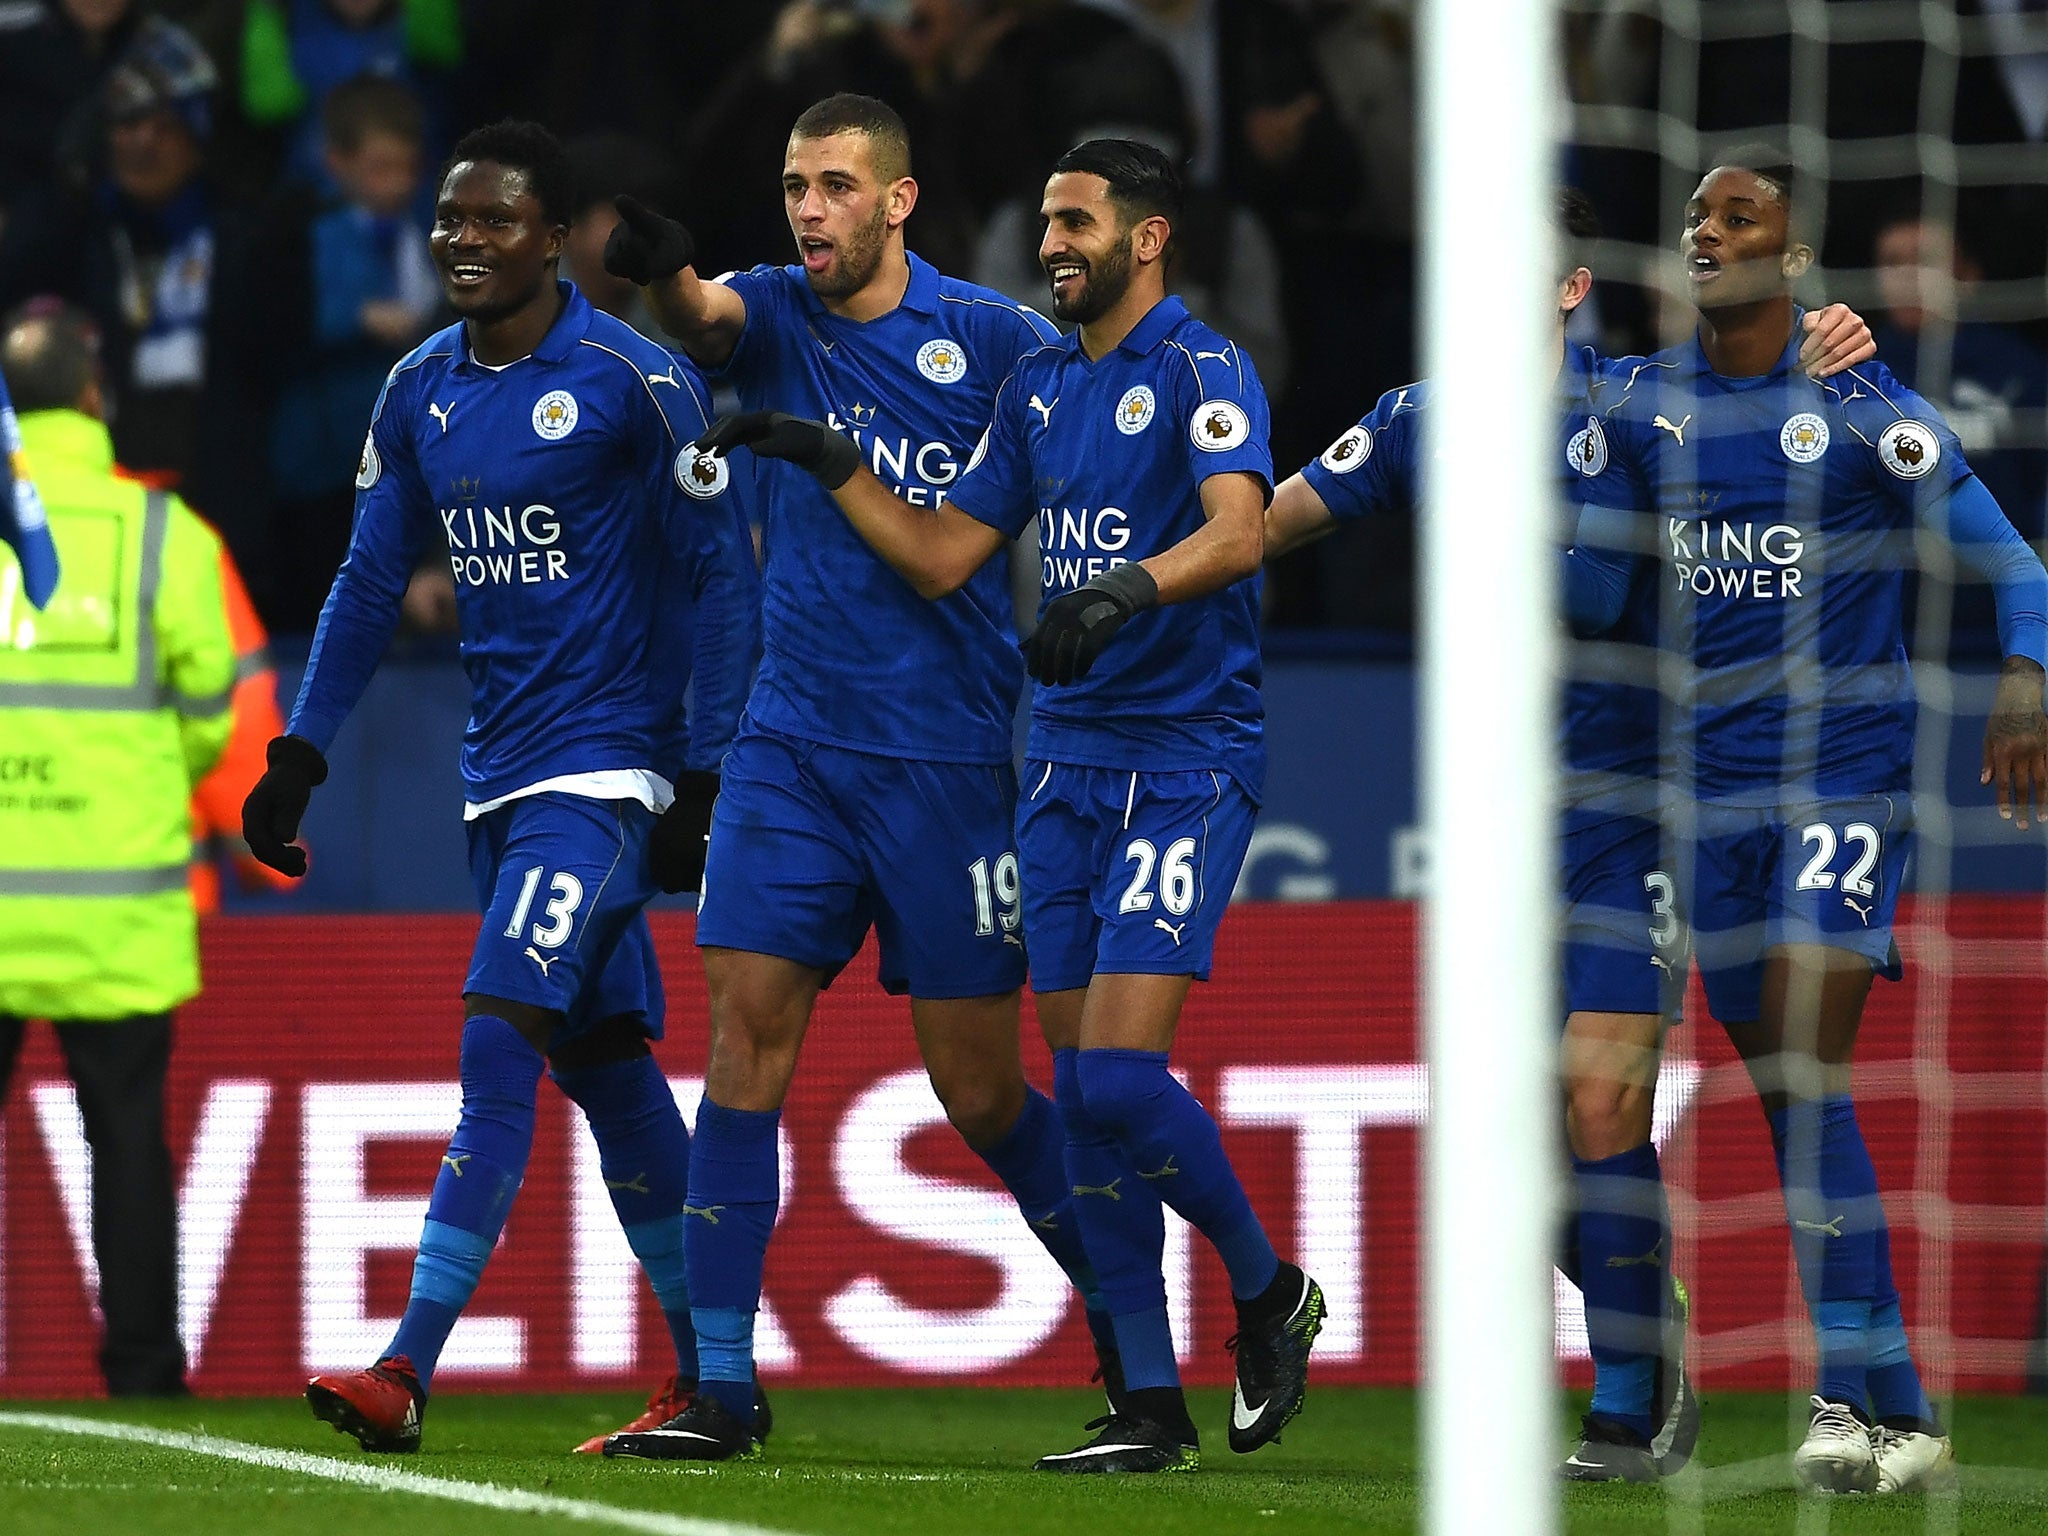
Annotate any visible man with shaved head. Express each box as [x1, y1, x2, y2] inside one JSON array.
[[599, 94, 1115, 1462]]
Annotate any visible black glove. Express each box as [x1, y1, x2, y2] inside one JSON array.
[[696, 411, 861, 490], [241, 734, 327, 877], [602, 194, 696, 286], [1023, 563, 1159, 686], [650, 770, 719, 894]]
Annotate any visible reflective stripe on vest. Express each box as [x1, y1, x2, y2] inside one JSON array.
[[0, 864, 189, 896], [0, 489, 171, 710]]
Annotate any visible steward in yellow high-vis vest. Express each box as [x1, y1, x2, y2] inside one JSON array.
[[0, 304, 232, 1397], [0, 407, 234, 1017]]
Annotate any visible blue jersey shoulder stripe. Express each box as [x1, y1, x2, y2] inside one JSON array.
[[370, 342, 457, 432], [937, 290, 1062, 346], [1166, 335, 1246, 400], [577, 337, 684, 446]]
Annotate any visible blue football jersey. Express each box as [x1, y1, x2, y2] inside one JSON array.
[[1297, 349, 1662, 797], [291, 282, 761, 801], [1580, 327, 1991, 801], [714, 253, 1059, 764], [948, 295, 1272, 793]]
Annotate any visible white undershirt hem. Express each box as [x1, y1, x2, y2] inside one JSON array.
[[464, 768, 675, 822]]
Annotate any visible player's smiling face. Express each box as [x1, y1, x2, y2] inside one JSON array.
[[783, 131, 910, 301], [1682, 167, 1808, 310], [1039, 172, 1135, 324], [430, 160, 564, 322]]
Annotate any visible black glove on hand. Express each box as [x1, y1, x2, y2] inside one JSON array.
[[241, 734, 328, 877], [650, 770, 719, 894], [696, 411, 861, 490], [602, 194, 696, 285], [1024, 563, 1160, 686]]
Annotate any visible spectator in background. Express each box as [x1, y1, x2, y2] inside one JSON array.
[[0, 302, 235, 1400], [1872, 211, 2048, 658], [237, 0, 461, 189], [681, 0, 997, 279], [561, 131, 683, 342], [0, 20, 268, 574], [252, 73, 437, 631], [0, 0, 151, 212], [970, 53, 1289, 392]]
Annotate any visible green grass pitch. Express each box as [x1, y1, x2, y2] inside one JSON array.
[[2, 1388, 2046, 1534]]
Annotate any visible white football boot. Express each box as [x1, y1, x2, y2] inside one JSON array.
[[1873, 1423, 1956, 1494], [1792, 1395, 1879, 1493]]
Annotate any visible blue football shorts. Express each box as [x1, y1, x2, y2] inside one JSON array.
[[1561, 806, 1687, 1019], [1688, 793, 1911, 1024], [464, 791, 665, 1043], [1015, 760, 1258, 993], [694, 722, 1028, 999]]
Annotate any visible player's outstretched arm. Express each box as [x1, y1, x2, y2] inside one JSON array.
[[697, 411, 1005, 598], [604, 196, 746, 369], [1798, 303, 1875, 379], [1264, 471, 1335, 559]]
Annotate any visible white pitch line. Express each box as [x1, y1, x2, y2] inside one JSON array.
[[0, 1412, 805, 1536]]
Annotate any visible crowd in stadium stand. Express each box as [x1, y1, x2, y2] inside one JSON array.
[[1, 0, 2044, 646]]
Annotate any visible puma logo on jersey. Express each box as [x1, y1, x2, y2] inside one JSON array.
[[523, 945, 559, 976], [1794, 1215, 1846, 1238], [1605, 1239, 1663, 1268], [1650, 953, 1674, 972], [1027, 394, 1057, 426], [683, 1203, 725, 1223], [1843, 896, 1872, 924], [1030, 1213, 1061, 1232], [1073, 1179, 1123, 1202], [1138, 1155, 1180, 1181], [646, 365, 681, 387], [428, 401, 456, 433], [1389, 388, 1414, 414], [605, 1172, 651, 1195], [1153, 918, 1187, 944], [1002, 933, 1023, 947], [1653, 413, 1692, 446], [442, 1153, 470, 1178], [1195, 345, 1234, 363]]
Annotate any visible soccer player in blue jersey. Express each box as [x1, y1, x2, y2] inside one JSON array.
[[698, 138, 1321, 1475], [591, 95, 1118, 1463], [1265, 192, 1874, 1483], [1574, 152, 2048, 1495], [238, 121, 762, 1454]]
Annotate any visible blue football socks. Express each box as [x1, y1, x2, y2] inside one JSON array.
[[553, 1053, 697, 1381], [1055, 1048, 1176, 1388], [1867, 1221, 1935, 1426], [1572, 1143, 1670, 1437], [1772, 1095, 1888, 1410], [972, 1084, 1108, 1313], [684, 1098, 780, 1427], [388, 1014, 544, 1391], [1077, 1048, 1280, 1300]]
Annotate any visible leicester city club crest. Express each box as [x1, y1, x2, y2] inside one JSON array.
[[532, 390, 579, 441], [1780, 412, 1829, 464], [916, 338, 968, 384]]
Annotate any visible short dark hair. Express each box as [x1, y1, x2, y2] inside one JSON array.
[[443, 119, 574, 228], [323, 74, 426, 155], [791, 93, 912, 181], [1707, 142, 1802, 236], [1557, 185, 1601, 274], [1052, 137, 1184, 239], [2, 300, 100, 414]]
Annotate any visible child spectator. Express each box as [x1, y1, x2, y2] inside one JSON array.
[[254, 73, 437, 631]]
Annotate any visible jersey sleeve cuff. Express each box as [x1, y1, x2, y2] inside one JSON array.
[[948, 489, 1027, 540], [285, 710, 344, 757], [2003, 618, 2048, 671]]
